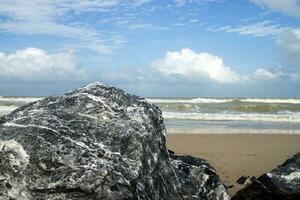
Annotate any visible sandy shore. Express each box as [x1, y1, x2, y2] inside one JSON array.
[[166, 134, 300, 196]]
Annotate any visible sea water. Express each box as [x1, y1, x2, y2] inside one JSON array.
[[147, 97, 300, 134], [1, 96, 300, 134]]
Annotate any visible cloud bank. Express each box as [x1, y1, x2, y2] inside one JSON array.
[[153, 48, 240, 84], [0, 48, 86, 81]]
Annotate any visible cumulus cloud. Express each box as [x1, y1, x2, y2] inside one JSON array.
[[255, 68, 280, 80], [254, 67, 300, 82], [0, 48, 86, 81], [251, 0, 300, 19], [152, 48, 240, 84]]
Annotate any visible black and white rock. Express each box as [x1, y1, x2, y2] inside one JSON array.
[[0, 83, 229, 200], [170, 155, 230, 200], [232, 152, 300, 200]]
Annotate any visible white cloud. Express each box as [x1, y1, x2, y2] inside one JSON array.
[[0, 0, 150, 54], [214, 21, 287, 38], [254, 67, 300, 82], [0, 48, 86, 81], [251, 0, 300, 19], [277, 28, 300, 67], [175, 0, 224, 6], [152, 48, 240, 84], [127, 23, 168, 30], [255, 68, 280, 80]]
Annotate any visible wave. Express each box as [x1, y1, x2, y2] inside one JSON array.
[[147, 98, 300, 104], [232, 104, 300, 112], [0, 105, 18, 115], [240, 98, 300, 104], [166, 127, 300, 134], [162, 112, 300, 123], [147, 98, 232, 104]]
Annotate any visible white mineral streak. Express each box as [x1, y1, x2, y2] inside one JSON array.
[[3, 122, 60, 135], [282, 172, 300, 181]]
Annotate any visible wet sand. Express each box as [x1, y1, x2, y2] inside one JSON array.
[[166, 134, 300, 196]]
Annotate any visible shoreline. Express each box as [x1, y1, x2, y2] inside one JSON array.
[[166, 133, 300, 196]]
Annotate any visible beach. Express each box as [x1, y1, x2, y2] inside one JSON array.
[[166, 133, 300, 196]]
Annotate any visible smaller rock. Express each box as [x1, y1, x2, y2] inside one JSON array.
[[233, 152, 300, 200], [168, 149, 175, 155], [225, 185, 234, 189], [170, 155, 230, 200]]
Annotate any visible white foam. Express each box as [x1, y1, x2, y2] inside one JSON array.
[[146, 98, 232, 104], [241, 98, 300, 104], [0, 96, 42, 103], [0, 105, 18, 115], [147, 97, 300, 104], [162, 112, 300, 123], [166, 126, 300, 134]]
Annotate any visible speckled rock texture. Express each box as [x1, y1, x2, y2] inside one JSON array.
[[0, 83, 229, 200], [232, 152, 300, 200], [170, 154, 230, 200]]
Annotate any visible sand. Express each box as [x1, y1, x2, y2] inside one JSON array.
[[166, 134, 300, 196]]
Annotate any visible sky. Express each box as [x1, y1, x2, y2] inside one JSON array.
[[0, 0, 300, 97]]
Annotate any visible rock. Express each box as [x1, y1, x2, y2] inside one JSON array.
[[236, 176, 256, 186], [170, 155, 230, 200], [167, 149, 175, 155], [232, 152, 300, 200], [226, 185, 234, 189], [0, 83, 229, 200]]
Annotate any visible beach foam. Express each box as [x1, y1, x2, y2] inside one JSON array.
[[147, 98, 300, 104], [163, 111, 300, 123], [0, 96, 42, 103]]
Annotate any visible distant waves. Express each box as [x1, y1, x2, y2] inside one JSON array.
[[147, 97, 300, 104]]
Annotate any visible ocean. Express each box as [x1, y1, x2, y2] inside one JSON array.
[[1, 96, 300, 134]]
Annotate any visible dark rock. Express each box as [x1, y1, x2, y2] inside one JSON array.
[[236, 176, 256, 185], [167, 149, 175, 155], [225, 185, 234, 189], [236, 176, 248, 185], [0, 83, 229, 200], [233, 152, 300, 200], [170, 155, 230, 200]]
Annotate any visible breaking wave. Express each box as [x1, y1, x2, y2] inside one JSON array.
[[232, 104, 300, 112], [162, 112, 300, 123], [0, 96, 43, 103], [147, 98, 300, 104]]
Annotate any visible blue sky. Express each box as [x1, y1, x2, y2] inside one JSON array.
[[0, 0, 300, 97]]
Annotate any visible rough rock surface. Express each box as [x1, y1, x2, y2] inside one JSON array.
[[232, 152, 300, 200], [170, 154, 230, 200], [0, 83, 229, 200], [236, 176, 256, 186]]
